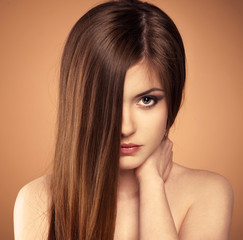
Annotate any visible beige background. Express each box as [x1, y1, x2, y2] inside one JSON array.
[[1, 0, 242, 239]]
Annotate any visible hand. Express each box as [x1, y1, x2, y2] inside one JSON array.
[[134, 138, 173, 183]]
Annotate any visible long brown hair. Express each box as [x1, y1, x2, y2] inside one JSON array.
[[48, 0, 185, 239]]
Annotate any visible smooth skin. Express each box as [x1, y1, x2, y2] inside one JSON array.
[[14, 61, 234, 240]]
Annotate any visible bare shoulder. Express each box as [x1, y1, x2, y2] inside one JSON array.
[[170, 163, 234, 239], [14, 175, 52, 240], [15, 174, 52, 203], [171, 163, 233, 199]]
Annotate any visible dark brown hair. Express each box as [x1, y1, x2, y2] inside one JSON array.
[[48, 0, 185, 239]]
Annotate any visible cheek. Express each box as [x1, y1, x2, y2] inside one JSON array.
[[142, 112, 167, 141]]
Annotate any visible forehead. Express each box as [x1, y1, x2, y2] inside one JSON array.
[[124, 61, 163, 94]]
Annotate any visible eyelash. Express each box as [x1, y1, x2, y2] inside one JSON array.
[[137, 95, 162, 109]]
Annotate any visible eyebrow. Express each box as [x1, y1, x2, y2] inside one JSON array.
[[135, 88, 165, 98]]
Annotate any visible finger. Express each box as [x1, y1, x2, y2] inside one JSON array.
[[162, 150, 173, 181], [163, 139, 173, 157], [163, 138, 173, 149], [163, 159, 173, 182]]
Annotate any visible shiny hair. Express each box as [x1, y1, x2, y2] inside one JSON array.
[[48, 0, 185, 239]]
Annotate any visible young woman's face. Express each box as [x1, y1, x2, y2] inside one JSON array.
[[119, 61, 168, 170]]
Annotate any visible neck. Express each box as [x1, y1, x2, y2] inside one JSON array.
[[117, 169, 139, 200]]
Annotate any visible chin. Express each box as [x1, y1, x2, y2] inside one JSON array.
[[119, 155, 145, 170]]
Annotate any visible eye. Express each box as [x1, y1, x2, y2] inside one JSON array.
[[138, 96, 158, 108]]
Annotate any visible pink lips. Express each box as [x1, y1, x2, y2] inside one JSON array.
[[120, 143, 142, 154]]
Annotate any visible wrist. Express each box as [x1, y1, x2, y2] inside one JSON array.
[[135, 164, 163, 184], [138, 174, 165, 187]]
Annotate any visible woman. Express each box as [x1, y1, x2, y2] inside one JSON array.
[[13, 0, 233, 239]]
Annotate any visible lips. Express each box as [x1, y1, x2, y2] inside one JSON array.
[[120, 143, 142, 154]]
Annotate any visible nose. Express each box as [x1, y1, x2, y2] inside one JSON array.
[[121, 106, 136, 138]]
